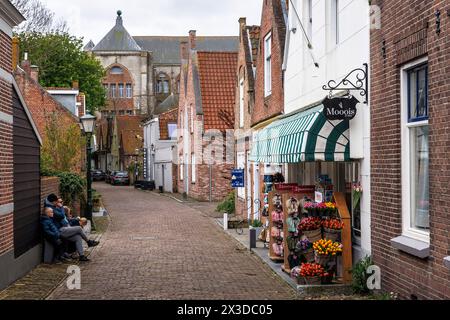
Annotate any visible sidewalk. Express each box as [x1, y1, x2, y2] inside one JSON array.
[[213, 217, 372, 300], [0, 217, 108, 300]]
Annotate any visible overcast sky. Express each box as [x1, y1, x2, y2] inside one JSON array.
[[39, 0, 263, 45]]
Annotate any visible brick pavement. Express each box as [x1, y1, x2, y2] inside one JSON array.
[[47, 183, 298, 300]]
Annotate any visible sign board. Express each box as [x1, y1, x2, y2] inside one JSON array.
[[315, 191, 324, 203], [231, 169, 245, 188], [322, 96, 359, 120]]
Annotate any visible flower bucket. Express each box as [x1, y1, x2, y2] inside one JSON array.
[[298, 276, 321, 285], [303, 248, 315, 263], [323, 228, 341, 242], [314, 252, 332, 266], [302, 229, 322, 243]]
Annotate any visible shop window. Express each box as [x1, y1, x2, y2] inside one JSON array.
[[237, 152, 246, 199], [401, 59, 429, 243], [126, 84, 132, 98], [191, 154, 196, 184], [264, 32, 272, 97]]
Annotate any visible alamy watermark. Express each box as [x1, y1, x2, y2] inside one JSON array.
[[66, 265, 81, 290]]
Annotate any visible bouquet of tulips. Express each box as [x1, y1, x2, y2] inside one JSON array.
[[299, 263, 328, 277], [296, 237, 312, 252], [322, 218, 344, 230], [313, 239, 343, 256], [297, 217, 322, 231]]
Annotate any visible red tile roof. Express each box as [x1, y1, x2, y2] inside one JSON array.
[[159, 108, 178, 140], [197, 51, 237, 131]]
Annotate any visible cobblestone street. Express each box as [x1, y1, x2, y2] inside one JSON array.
[[47, 183, 298, 300]]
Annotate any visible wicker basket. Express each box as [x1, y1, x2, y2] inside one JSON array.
[[323, 228, 341, 242], [298, 276, 321, 285], [301, 228, 322, 243], [314, 252, 332, 266], [303, 248, 315, 263]]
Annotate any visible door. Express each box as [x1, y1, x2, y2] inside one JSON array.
[[12, 89, 41, 258]]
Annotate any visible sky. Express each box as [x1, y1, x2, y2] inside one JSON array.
[[39, 0, 263, 45]]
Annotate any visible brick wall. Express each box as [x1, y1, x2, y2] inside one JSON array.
[[251, 0, 286, 126], [0, 31, 14, 256], [371, 0, 450, 299], [40, 176, 60, 214]]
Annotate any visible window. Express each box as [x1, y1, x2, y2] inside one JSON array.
[[264, 32, 272, 97], [126, 84, 132, 98], [118, 84, 124, 98], [237, 152, 245, 199], [180, 157, 184, 181], [110, 66, 123, 74], [103, 84, 109, 98], [190, 106, 194, 133], [306, 0, 313, 40], [401, 59, 429, 243], [157, 74, 170, 94], [332, 0, 339, 44], [110, 84, 116, 98], [239, 78, 244, 128], [168, 123, 177, 140], [191, 154, 196, 183]]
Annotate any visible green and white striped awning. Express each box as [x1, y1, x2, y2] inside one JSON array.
[[249, 105, 350, 163]]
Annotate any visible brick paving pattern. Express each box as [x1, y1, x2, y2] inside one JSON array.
[[48, 183, 298, 300]]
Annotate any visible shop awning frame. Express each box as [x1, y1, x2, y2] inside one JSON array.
[[249, 105, 350, 163]]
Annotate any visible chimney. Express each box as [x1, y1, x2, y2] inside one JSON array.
[[189, 30, 196, 50], [72, 80, 79, 90], [180, 41, 189, 60], [30, 65, 39, 82], [21, 52, 31, 75], [239, 17, 246, 28], [12, 37, 20, 71]]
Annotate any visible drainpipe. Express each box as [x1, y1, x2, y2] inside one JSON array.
[[209, 163, 212, 202]]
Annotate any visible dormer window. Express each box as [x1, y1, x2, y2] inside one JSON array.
[[157, 73, 170, 94]]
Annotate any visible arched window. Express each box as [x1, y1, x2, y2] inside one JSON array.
[[156, 73, 170, 94], [110, 66, 123, 75]]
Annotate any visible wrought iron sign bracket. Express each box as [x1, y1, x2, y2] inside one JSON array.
[[322, 63, 369, 104]]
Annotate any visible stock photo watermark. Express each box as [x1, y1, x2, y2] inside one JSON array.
[[66, 265, 81, 290]]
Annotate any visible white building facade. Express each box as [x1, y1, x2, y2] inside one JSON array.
[[282, 0, 371, 260]]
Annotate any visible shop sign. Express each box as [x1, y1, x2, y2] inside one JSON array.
[[231, 169, 244, 188], [322, 95, 359, 120], [143, 148, 148, 180], [315, 191, 324, 203]]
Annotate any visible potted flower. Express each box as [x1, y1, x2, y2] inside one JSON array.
[[324, 202, 337, 217], [250, 219, 264, 241], [322, 218, 344, 241], [302, 201, 316, 216], [297, 263, 328, 285], [313, 238, 343, 266], [298, 217, 322, 242]]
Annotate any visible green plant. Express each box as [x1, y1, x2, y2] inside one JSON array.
[[351, 255, 374, 294], [251, 220, 263, 227], [216, 191, 235, 214], [55, 172, 86, 207]]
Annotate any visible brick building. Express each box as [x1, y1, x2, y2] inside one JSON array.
[[0, 0, 43, 290], [248, 0, 288, 220], [177, 31, 237, 201], [234, 17, 260, 219], [371, 0, 450, 299]]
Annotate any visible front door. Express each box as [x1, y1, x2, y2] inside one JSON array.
[[253, 163, 260, 221]]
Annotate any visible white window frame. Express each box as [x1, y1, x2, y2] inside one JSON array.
[[239, 78, 244, 128], [168, 123, 177, 140], [126, 84, 132, 98], [264, 32, 272, 97], [191, 153, 196, 184], [400, 56, 430, 244], [110, 84, 116, 98], [118, 83, 124, 98], [236, 151, 246, 199]]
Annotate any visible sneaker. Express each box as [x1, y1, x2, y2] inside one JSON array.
[[79, 255, 90, 262], [87, 240, 99, 247], [58, 255, 72, 263]]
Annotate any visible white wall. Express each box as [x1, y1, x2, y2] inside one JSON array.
[[284, 0, 371, 257]]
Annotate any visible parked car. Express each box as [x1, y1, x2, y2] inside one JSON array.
[[111, 171, 130, 186], [91, 169, 105, 181]]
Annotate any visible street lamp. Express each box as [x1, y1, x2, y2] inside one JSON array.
[[80, 113, 96, 226]]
